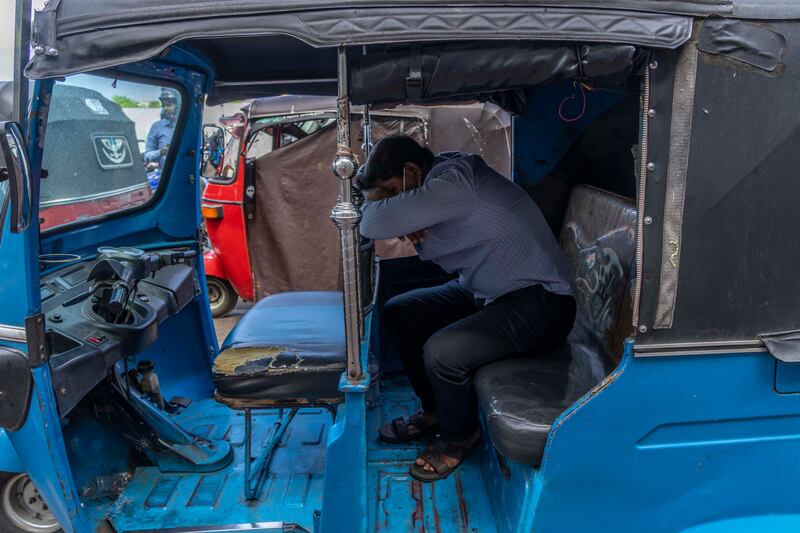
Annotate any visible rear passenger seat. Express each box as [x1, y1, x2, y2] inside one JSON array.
[[474, 185, 637, 465]]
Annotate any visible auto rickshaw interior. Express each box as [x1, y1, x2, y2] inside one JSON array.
[[34, 36, 648, 532]]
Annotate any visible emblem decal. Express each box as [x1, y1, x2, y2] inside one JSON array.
[[84, 98, 109, 115], [92, 134, 134, 169]]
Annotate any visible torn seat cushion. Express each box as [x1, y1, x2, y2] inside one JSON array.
[[474, 185, 636, 465], [213, 291, 346, 402]]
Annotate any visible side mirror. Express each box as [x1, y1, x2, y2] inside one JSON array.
[[201, 125, 226, 179], [0, 121, 32, 234]]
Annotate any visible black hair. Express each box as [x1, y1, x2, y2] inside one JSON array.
[[357, 135, 434, 189]]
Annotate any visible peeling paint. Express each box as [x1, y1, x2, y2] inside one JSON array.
[[212, 346, 295, 375]]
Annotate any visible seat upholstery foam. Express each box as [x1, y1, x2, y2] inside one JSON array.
[[475, 185, 637, 465], [213, 291, 346, 402]]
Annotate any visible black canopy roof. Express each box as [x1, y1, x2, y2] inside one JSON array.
[[24, 1, 796, 105], [26, 1, 705, 81]]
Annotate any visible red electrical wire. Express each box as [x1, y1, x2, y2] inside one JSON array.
[[558, 82, 588, 123]]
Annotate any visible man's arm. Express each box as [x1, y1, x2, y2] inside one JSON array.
[[143, 124, 162, 162], [360, 170, 473, 240]]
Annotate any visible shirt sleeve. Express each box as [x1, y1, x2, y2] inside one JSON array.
[[143, 123, 161, 162], [359, 168, 474, 240]]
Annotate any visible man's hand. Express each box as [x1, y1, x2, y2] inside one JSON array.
[[159, 144, 170, 156], [361, 187, 395, 201], [399, 229, 427, 245]]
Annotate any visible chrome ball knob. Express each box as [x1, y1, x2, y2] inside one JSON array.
[[332, 156, 356, 179]]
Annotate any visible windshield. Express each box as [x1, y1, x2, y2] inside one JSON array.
[[40, 74, 183, 231]]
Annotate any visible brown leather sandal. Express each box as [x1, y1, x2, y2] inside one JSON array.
[[379, 411, 438, 444], [409, 436, 476, 482]]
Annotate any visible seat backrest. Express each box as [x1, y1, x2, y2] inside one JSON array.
[[558, 185, 637, 364]]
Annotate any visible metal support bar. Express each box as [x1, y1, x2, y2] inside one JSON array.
[[244, 408, 298, 501], [244, 408, 252, 495], [330, 46, 364, 382]]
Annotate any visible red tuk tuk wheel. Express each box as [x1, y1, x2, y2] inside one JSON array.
[[207, 276, 238, 317], [0, 474, 62, 533]]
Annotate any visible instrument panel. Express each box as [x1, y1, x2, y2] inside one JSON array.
[[41, 251, 199, 416]]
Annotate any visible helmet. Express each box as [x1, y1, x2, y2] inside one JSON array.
[[159, 88, 180, 122], [159, 87, 180, 106]]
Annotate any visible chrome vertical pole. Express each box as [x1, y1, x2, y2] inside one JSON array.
[[331, 47, 364, 381]]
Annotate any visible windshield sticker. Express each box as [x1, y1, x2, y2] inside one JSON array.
[[84, 98, 110, 115], [92, 134, 134, 169]]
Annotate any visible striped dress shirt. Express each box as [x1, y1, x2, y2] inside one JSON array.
[[360, 153, 575, 300]]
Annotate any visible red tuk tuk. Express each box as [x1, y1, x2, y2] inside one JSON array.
[[201, 95, 510, 315]]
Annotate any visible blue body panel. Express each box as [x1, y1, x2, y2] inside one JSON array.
[[529, 342, 800, 532], [0, 431, 22, 472]]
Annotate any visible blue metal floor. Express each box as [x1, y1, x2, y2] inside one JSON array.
[[367, 378, 498, 533], [108, 400, 330, 532], [106, 379, 498, 532]]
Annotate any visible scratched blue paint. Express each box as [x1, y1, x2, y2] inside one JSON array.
[[105, 400, 331, 532], [367, 377, 499, 532]]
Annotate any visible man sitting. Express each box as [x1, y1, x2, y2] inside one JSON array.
[[358, 135, 576, 482]]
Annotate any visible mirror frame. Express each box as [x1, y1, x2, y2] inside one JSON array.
[[201, 124, 226, 180]]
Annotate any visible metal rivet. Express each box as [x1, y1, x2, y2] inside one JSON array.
[[647, 162, 656, 171], [188, 175, 195, 184], [644, 216, 653, 225], [60, 387, 67, 395], [649, 60, 658, 70], [647, 109, 656, 118], [33, 45, 45, 55], [138, 294, 150, 302], [247, 213, 253, 220], [0, 391, 6, 400], [638, 325, 648, 333], [47, 48, 59, 57]]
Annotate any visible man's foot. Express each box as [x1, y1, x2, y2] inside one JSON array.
[[379, 411, 439, 443], [410, 431, 479, 482]]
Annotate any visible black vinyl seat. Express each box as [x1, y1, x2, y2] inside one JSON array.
[[212, 291, 346, 404], [474, 185, 637, 465]]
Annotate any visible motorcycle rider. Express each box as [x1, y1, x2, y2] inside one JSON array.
[[143, 88, 180, 170]]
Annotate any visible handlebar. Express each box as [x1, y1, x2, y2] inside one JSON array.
[[89, 247, 197, 320], [107, 282, 130, 314]]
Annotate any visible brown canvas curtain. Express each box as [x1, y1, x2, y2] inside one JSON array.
[[246, 104, 510, 299], [247, 116, 426, 297]]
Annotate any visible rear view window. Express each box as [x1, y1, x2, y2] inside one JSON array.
[[40, 74, 182, 230]]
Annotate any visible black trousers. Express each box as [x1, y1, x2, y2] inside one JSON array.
[[381, 280, 576, 441]]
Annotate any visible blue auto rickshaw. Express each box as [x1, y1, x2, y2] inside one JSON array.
[[1, 1, 799, 532]]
